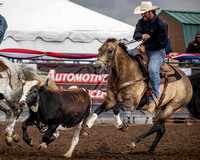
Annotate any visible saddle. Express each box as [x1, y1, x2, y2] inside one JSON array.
[[0, 59, 13, 89], [135, 53, 182, 108], [136, 53, 182, 83]]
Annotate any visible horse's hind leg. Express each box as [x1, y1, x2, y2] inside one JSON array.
[[132, 119, 166, 153], [129, 105, 173, 153]]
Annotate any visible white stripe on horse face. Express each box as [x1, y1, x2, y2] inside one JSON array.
[[20, 80, 39, 102]]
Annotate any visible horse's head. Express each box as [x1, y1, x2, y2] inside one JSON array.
[[94, 38, 120, 75]]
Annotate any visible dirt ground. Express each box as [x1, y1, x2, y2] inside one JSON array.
[[0, 121, 200, 160]]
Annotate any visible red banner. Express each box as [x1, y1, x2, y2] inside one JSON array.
[[37, 64, 109, 106]]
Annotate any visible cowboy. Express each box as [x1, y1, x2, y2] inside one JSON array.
[[0, 3, 8, 44], [131, 1, 168, 112]]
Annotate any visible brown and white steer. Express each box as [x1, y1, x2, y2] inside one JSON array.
[[19, 79, 92, 158]]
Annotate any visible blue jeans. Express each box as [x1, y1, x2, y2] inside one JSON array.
[[130, 49, 166, 103], [192, 59, 200, 66]]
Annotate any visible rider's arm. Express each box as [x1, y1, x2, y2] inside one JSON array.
[[133, 19, 143, 40]]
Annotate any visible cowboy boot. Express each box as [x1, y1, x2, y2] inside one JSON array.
[[147, 102, 156, 112]]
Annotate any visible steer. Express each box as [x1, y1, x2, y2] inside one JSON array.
[[19, 79, 92, 158]]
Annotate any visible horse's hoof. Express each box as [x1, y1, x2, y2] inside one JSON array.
[[37, 143, 47, 150], [119, 122, 129, 132], [80, 126, 90, 136], [12, 133, 20, 143], [80, 130, 89, 136], [5, 136, 13, 146], [126, 141, 136, 149]]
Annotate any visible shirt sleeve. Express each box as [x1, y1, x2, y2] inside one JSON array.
[[133, 20, 143, 40]]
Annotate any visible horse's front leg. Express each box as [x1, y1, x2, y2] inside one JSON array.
[[85, 102, 107, 129], [113, 102, 133, 132], [0, 100, 20, 146], [10, 107, 23, 142]]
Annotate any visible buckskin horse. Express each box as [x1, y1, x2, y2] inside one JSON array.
[[85, 38, 195, 153], [0, 56, 58, 146]]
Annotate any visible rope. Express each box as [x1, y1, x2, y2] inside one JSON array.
[[128, 39, 147, 55], [89, 150, 121, 154], [121, 39, 142, 45]]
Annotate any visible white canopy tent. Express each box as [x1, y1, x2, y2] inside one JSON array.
[[0, 0, 137, 57]]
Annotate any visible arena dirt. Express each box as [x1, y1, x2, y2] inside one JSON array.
[[0, 121, 199, 160]]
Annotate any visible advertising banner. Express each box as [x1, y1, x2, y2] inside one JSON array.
[[37, 64, 109, 106]]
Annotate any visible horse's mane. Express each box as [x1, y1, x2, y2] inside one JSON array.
[[106, 38, 128, 54], [17, 63, 58, 90], [16, 63, 40, 80], [16, 63, 49, 82]]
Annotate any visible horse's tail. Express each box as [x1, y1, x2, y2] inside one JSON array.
[[187, 72, 200, 119]]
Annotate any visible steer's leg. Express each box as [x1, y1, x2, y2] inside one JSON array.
[[38, 124, 58, 150], [64, 122, 83, 158], [22, 116, 35, 146]]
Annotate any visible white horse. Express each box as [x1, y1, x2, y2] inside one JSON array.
[[0, 56, 58, 146]]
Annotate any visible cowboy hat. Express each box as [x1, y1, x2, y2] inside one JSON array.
[[134, 1, 160, 14]]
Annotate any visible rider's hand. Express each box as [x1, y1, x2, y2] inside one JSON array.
[[137, 45, 145, 53], [142, 34, 150, 40]]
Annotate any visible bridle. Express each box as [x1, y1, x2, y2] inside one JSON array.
[[96, 43, 118, 70]]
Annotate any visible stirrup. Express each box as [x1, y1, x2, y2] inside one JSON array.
[[151, 94, 159, 106]]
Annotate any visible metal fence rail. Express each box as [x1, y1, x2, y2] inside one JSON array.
[[0, 107, 192, 124]]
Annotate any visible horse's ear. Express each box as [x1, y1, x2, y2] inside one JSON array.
[[115, 40, 120, 45]]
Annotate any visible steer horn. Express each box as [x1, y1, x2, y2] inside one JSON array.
[[40, 78, 49, 89]]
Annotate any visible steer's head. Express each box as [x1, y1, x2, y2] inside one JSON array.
[[19, 79, 49, 110]]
